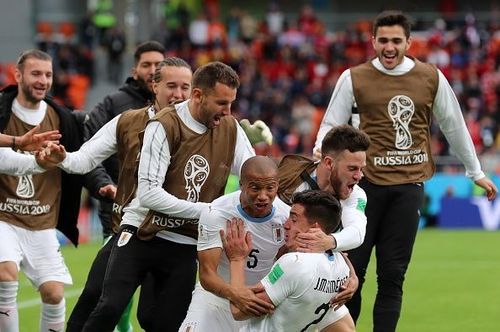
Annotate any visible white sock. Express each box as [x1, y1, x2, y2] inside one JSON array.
[[0, 281, 19, 332], [40, 298, 65, 332]]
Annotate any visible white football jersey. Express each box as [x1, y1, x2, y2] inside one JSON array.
[[198, 190, 290, 285], [242, 252, 350, 332]]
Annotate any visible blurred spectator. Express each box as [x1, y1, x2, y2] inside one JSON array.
[[291, 93, 315, 152], [266, 2, 284, 36], [189, 13, 209, 48], [92, 0, 116, 45], [12, 4, 496, 162], [104, 27, 126, 84]]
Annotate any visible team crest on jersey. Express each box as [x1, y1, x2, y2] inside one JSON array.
[[272, 223, 284, 243], [117, 230, 133, 247]]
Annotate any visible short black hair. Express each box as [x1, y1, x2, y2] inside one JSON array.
[[134, 40, 165, 65], [292, 190, 342, 234], [321, 125, 370, 159], [373, 10, 412, 39]]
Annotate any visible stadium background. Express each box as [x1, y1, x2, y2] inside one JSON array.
[[1, 0, 499, 331]]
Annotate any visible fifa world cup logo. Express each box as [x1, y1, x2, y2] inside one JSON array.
[[16, 175, 35, 198], [387, 95, 414, 150], [15, 150, 35, 198], [184, 155, 210, 202]]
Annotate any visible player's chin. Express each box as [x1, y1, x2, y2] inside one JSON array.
[[337, 188, 350, 200]]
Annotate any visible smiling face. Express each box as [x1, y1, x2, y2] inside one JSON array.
[[15, 58, 53, 108], [153, 65, 192, 109], [283, 203, 312, 251], [240, 170, 279, 218], [324, 149, 366, 200], [191, 82, 236, 128], [372, 25, 411, 70]]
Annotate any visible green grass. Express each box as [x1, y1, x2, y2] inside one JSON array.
[[17, 229, 500, 331], [17, 241, 141, 331], [356, 229, 500, 332]]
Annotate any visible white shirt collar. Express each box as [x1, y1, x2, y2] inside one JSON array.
[[371, 56, 415, 75]]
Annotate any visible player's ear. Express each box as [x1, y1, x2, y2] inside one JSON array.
[[191, 88, 203, 104], [324, 155, 334, 170]]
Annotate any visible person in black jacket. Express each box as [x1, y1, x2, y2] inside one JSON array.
[[0, 49, 86, 332]]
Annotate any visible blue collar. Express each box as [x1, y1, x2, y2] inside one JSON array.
[[236, 204, 276, 223]]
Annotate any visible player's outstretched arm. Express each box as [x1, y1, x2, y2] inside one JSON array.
[[15, 125, 61, 151], [35, 142, 66, 170], [474, 176, 498, 201], [1, 126, 61, 152]]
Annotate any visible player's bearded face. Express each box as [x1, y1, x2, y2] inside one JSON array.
[[133, 51, 164, 92], [196, 83, 235, 128], [17, 59, 53, 105], [328, 151, 365, 200], [240, 176, 279, 218]]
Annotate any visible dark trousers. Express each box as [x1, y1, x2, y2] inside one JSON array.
[[82, 226, 197, 332], [66, 232, 158, 332], [346, 179, 424, 332], [66, 233, 116, 332]]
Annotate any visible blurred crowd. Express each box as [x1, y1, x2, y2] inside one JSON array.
[[3, 1, 500, 173]]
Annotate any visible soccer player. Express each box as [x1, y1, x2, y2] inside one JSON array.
[[277, 125, 369, 330], [84, 40, 165, 238], [0, 49, 87, 332], [225, 190, 353, 332], [313, 10, 497, 331], [82, 61, 255, 331], [36, 57, 193, 332], [179, 155, 287, 331]]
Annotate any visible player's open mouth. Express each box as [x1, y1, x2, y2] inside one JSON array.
[[383, 54, 396, 62], [255, 202, 268, 209], [213, 115, 221, 124]]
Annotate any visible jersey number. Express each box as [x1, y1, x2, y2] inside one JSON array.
[[300, 302, 330, 332], [246, 249, 260, 269]]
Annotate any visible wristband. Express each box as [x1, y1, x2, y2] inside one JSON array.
[[12, 136, 16, 150]]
